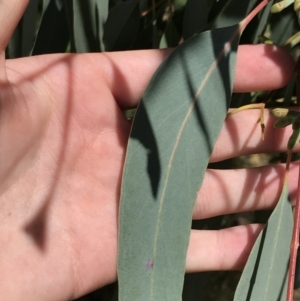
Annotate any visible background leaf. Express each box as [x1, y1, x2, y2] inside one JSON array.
[[210, 0, 258, 29], [32, 0, 70, 55], [65, 0, 108, 52], [103, 0, 140, 51], [182, 0, 209, 39], [6, 0, 40, 58], [233, 179, 293, 301], [269, 4, 298, 45], [159, 19, 180, 48], [118, 24, 240, 301]]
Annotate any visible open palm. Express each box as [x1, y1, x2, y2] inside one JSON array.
[[0, 1, 297, 301]]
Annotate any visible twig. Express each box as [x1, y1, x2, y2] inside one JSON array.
[[287, 151, 300, 301]]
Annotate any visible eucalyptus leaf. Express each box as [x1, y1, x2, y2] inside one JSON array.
[[70, 0, 108, 52], [118, 23, 241, 301], [233, 180, 293, 301], [252, 0, 274, 44], [32, 0, 69, 55], [173, 0, 188, 10], [211, 0, 257, 29], [103, 0, 140, 51], [7, 0, 40, 58], [21, 0, 40, 56], [274, 116, 298, 128], [271, 0, 294, 13], [269, 4, 298, 45], [272, 108, 300, 128], [288, 127, 300, 149], [159, 19, 180, 48], [182, 0, 209, 39]]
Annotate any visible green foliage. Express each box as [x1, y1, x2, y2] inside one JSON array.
[[233, 180, 293, 301], [7, 1, 300, 301], [119, 24, 239, 301]]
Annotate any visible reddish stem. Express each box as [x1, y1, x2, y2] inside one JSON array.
[[287, 55, 300, 301], [287, 151, 300, 301], [239, 0, 271, 32]]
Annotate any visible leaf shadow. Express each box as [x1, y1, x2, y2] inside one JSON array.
[[179, 26, 237, 158], [13, 53, 129, 251], [130, 102, 161, 198], [23, 57, 74, 250], [179, 56, 214, 156]]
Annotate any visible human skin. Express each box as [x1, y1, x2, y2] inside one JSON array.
[[0, 1, 298, 300]]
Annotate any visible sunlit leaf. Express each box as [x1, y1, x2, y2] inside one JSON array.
[[233, 179, 293, 301], [118, 23, 241, 301]]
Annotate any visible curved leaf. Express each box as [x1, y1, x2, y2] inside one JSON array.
[[118, 24, 241, 301], [233, 179, 293, 301]]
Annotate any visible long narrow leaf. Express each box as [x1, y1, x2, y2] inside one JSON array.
[[233, 179, 293, 301], [118, 24, 240, 301], [69, 0, 108, 52]]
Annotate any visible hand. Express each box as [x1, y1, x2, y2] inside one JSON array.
[[0, 1, 297, 300]]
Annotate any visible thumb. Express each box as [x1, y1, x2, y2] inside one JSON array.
[[0, 0, 29, 52]]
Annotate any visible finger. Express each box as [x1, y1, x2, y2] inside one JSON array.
[[234, 44, 295, 92], [186, 224, 263, 272], [193, 162, 298, 220], [0, 0, 29, 51], [99, 44, 294, 109], [211, 108, 300, 162]]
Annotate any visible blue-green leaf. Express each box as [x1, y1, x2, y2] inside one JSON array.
[[70, 0, 108, 52], [233, 179, 293, 301], [118, 23, 241, 301], [269, 4, 298, 45]]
